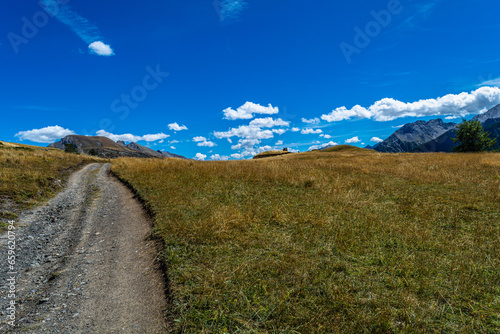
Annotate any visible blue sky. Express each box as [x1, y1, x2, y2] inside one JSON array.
[[2, 0, 500, 160]]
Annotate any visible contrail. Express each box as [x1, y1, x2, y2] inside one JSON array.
[[40, 0, 102, 44]]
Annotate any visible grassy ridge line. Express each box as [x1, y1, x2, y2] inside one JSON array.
[[111, 153, 500, 333]]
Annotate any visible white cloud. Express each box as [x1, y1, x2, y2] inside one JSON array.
[[301, 128, 323, 135], [249, 117, 289, 128], [320, 134, 332, 139], [214, 125, 274, 141], [193, 136, 207, 142], [370, 137, 384, 143], [195, 153, 207, 160], [170, 140, 180, 144], [345, 136, 361, 144], [170, 146, 176, 150], [15, 125, 75, 143], [275, 140, 283, 146], [302, 117, 320, 124], [321, 87, 500, 122], [223, 102, 279, 120], [40, 0, 114, 55], [308, 141, 338, 151], [96, 130, 169, 142], [231, 153, 245, 159], [193, 136, 216, 147], [231, 139, 261, 150], [168, 122, 188, 131], [210, 154, 229, 161], [445, 115, 461, 120], [198, 141, 217, 147], [88, 41, 114, 56], [291, 127, 300, 132], [272, 129, 287, 135]]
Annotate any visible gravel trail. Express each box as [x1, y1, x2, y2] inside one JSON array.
[[0, 163, 168, 333]]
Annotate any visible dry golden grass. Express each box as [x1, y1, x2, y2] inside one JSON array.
[[112, 151, 500, 333], [0, 142, 99, 209]]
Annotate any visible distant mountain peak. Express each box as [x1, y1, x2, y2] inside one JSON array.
[[48, 135, 188, 159], [375, 118, 456, 153], [472, 104, 500, 124]]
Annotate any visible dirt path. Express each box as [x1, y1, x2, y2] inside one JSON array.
[[0, 163, 168, 333]]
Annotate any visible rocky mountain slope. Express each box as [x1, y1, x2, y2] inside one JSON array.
[[49, 135, 187, 159], [412, 105, 500, 152], [375, 119, 456, 153], [375, 104, 500, 153]]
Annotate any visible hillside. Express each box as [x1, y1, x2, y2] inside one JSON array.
[[321, 144, 373, 153], [253, 150, 293, 159], [375, 119, 456, 153]]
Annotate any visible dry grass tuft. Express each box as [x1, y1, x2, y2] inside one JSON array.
[[112, 152, 500, 333]]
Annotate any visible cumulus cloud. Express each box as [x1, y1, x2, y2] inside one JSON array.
[[291, 127, 300, 132], [275, 140, 283, 146], [223, 102, 279, 120], [231, 153, 245, 159], [168, 122, 188, 131], [193, 136, 207, 142], [370, 137, 384, 143], [198, 141, 216, 147], [170, 146, 176, 150], [88, 41, 114, 56], [308, 141, 339, 151], [321, 87, 500, 122], [249, 117, 289, 128], [345, 136, 361, 144], [216, 115, 289, 157], [15, 125, 75, 143], [96, 130, 169, 142], [214, 126, 274, 141], [194, 153, 207, 160], [301, 128, 323, 135], [193, 136, 216, 147], [320, 134, 332, 139], [272, 129, 287, 135], [210, 154, 229, 161], [302, 117, 320, 124]]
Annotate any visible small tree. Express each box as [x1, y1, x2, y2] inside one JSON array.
[[88, 148, 98, 156], [452, 119, 497, 152], [64, 143, 79, 154]]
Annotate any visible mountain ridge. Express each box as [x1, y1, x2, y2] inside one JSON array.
[[49, 135, 188, 159], [375, 104, 500, 153]]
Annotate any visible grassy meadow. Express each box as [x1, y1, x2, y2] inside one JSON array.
[[0, 141, 99, 224], [112, 149, 500, 333]]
